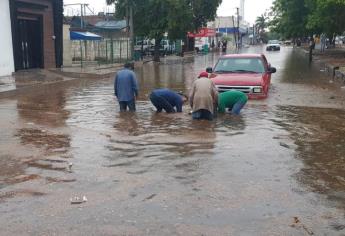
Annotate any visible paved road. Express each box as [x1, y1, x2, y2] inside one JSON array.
[[1, 45, 345, 235]]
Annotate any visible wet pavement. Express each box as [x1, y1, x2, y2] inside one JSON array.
[[1, 46, 345, 235]]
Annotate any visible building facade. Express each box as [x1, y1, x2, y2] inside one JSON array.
[[0, 0, 15, 76], [0, 0, 63, 77]]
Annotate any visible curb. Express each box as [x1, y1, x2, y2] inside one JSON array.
[[0, 77, 78, 99], [0, 67, 120, 99]]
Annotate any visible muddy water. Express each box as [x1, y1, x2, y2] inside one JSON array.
[[0, 46, 345, 235]]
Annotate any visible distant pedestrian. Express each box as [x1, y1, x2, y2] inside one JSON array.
[[114, 62, 138, 112], [150, 89, 187, 113], [222, 40, 227, 53], [189, 72, 218, 121], [320, 33, 326, 52], [217, 41, 221, 51], [309, 37, 315, 62], [218, 90, 248, 115]]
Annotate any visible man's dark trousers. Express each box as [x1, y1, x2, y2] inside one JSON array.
[[150, 93, 175, 113], [119, 100, 136, 112]]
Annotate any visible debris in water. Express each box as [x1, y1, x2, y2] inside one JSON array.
[[279, 142, 290, 149], [329, 96, 336, 99], [143, 194, 157, 201], [290, 217, 314, 235], [70, 196, 87, 204]]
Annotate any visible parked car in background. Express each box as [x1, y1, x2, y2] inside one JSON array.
[[266, 40, 281, 51], [148, 40, 175, 56], [206, 54, 276, 99], [134, 40, 152, 56], [284, 40, 292, 46], [160, 40, 175, 53], [194, 37, 209, 53], [134, 40, 151, 51], [335, 36, 345, 44]]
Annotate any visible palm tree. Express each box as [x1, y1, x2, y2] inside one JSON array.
[[255, 14, 268, 43]]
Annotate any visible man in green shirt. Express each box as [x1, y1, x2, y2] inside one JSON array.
[[218, 90, 248, 115]]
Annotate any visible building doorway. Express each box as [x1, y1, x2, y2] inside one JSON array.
[[16, 17, 43, 70]]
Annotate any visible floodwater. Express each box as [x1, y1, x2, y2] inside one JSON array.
[[1, 46, 345, 235]]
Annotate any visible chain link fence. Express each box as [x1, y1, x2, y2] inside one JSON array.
[[71, 38, 131, 67]]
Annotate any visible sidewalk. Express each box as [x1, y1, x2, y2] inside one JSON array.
[[0, 69, 76, 98], [315, 47, 345, 83], [50, 63, 123, 79], [0, 64, 121, 98], [0, 53, 196, 98], [300, 45, 345, 83]]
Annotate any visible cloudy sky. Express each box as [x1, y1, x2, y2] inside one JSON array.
[[64, 0, 273, 24]]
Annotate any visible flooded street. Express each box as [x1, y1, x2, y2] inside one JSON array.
[[1, 46, 345, 235]]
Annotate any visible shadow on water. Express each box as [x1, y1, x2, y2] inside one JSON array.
[[272, 105, 345, 208]]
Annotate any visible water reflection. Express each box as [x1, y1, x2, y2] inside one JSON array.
[[16, 90, 69, 127], [113, 112, 140, 135], [216, 114, 246, 133], [106, 109, 217, 185], [273, 105, 345, 208]]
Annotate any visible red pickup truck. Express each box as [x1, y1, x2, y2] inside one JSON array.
[[206, 54, 276, 99]]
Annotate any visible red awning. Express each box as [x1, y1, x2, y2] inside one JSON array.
[[188, 28, 216, 38]]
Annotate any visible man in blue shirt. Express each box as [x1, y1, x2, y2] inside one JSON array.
[[150, 89, 187, 113], [114, 62, 139, 112]]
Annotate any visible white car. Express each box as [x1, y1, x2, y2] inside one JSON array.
[[266, 40, 281, 51], [194, 37, 209, 53], [134, 40, 151, 51]]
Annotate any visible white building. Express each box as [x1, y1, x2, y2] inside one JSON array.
[[0, 0, 15, 76], [240, 0, 245, 21]]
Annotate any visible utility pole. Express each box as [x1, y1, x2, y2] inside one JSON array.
[[236, 7, 240, 49], [129, 4, 134, 61], [64, 3, 90, 29], [232, 15, 237, 49], [252, 24, 255, 45], [80, 4, 83, 28], [126, 1, 134, 61]]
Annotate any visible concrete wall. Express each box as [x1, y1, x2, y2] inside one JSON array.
[[0, 0, 14, 76], [63, 24, 72, 67]]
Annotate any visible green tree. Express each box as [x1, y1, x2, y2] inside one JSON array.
[[269, 0, 345, 43], [269, 0, 311, 39], [255, 14, 268, 42], [106, 0, 221, 61], [306, 0, 345, 41]]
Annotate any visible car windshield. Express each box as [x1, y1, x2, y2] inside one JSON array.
[[214, 57, 265, 73], [268, 40, 279, 44]]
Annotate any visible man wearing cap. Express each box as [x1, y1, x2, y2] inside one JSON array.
[[114, 62, 139, 112], [149, 89, 187, 113], [218, 90, 248, 115], [189, 72, 218, 120]]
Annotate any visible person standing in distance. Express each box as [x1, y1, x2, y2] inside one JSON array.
[[114, 62, 138, 112]]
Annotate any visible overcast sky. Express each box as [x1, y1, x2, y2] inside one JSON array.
[[64, 0, 273, 24]]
